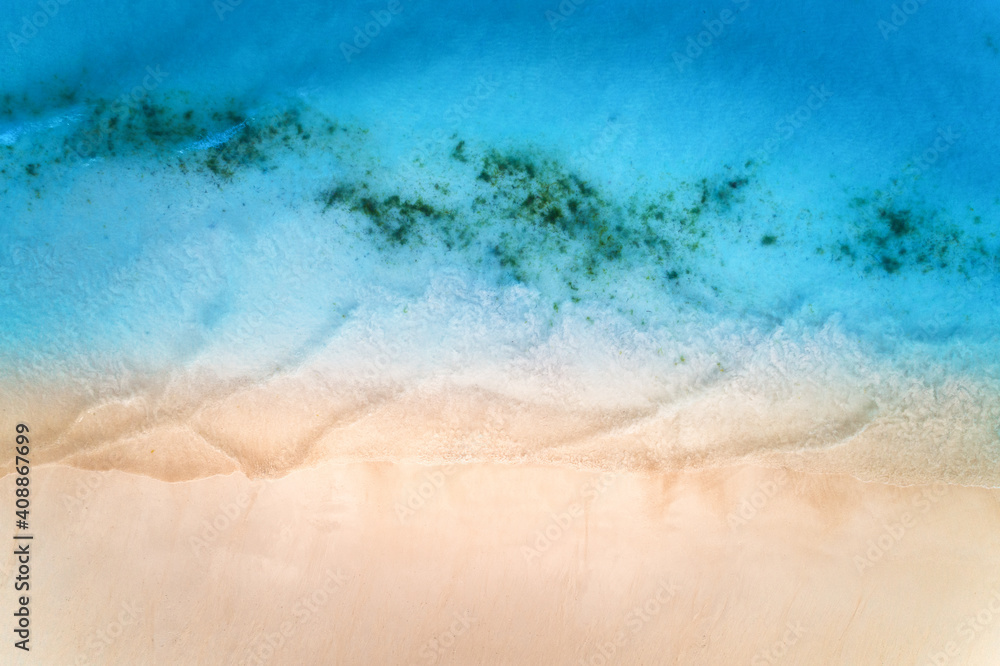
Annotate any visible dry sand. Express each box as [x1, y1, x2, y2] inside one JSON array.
[[2, 462, 999, 665], [2, 362, 998, 664]]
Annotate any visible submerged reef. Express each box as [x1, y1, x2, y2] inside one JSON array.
[[3, 91, 996, 304], [317, 143, 717, 301], [833, 192, 997, 277], [58, 98, 339, 179], [0, 89, 351, 186]]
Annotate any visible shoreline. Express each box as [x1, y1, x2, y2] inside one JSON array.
[[3, 365, 998, 487]]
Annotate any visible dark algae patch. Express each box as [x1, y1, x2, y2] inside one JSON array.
[[880, 206, 912, 237], [319, 184, 356, 212], [52, 94, 337, 181], [316, 143, 707, 295], [7, 88, 995, 297], [696, 169, 751, 211], [880, 255, 902, 274], [311, 134, 992, 301], [353, 195, 454, 247], [833, 193, 994, 276], [317, 179, 457, 249]]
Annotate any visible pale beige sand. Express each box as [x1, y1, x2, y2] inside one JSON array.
[[3, 463, 999, 665]]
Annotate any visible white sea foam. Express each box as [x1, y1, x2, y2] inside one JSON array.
[[186, 121, 248, 152]]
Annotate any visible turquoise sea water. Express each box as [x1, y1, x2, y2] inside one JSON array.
[[1, 0, 998, 481]]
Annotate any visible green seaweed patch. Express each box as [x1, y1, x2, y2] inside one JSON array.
[[197, 108, 317, 179], [63, 99, 207, 158], [480, 150, 539, 181], [57, 96, 329, 181], [467, 150, 612, 240], [364, 195, 454, 247], [836, 243, 855, 261], [878, 206, 912, 237], [312, 141, 698, 294], [318, 184, 357, 212], [696, 171, 752, 211], [834, 195, 991, 276], [1, 93, 14, 118], [318, 183, 455, 248], [458, 146, 696, 289], [761, 234, 777, 246], [880, 255, 902, 274]]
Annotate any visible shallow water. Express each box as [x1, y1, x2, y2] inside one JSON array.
[[2, 0, 998, 484]]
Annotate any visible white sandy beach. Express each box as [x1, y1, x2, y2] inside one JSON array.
[[2, 461, 999, 665]]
